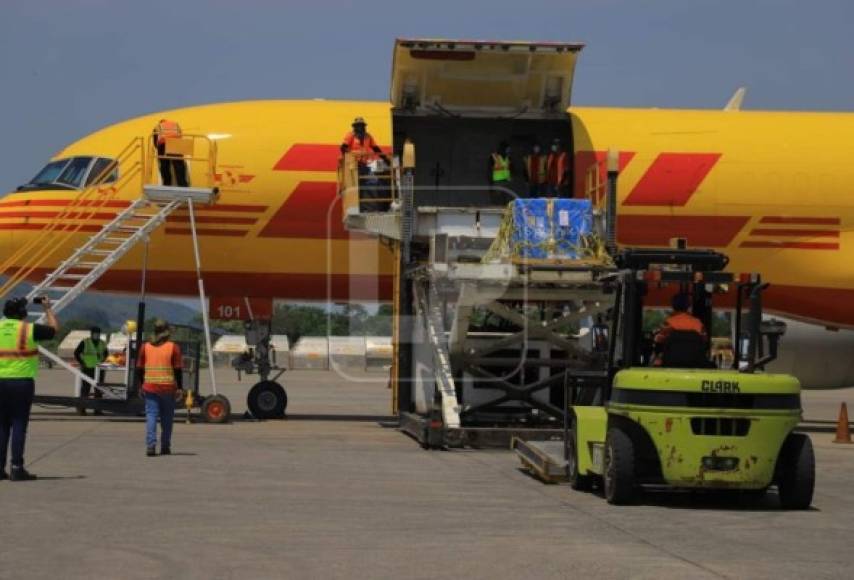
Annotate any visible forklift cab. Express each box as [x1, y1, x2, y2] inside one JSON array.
[[608, 248, 784, 376]]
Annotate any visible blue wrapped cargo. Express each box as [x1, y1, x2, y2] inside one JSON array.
[[509, 198, 593, 260]]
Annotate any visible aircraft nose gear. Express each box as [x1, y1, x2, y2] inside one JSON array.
[[232, 319, 288, 419]]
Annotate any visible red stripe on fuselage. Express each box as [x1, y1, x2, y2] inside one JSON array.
[[164, 228, 248, 237], [739, 241, 839, 250], [623, 153, 721, 206], [749, 228, 838, 238], [273, 144, 341, 172], [760, 216, 840, 225], [0, 199, 131, 208], [617, 215, 748, 247], [0, 211, 118, 220], [258, 181, 349, 239]]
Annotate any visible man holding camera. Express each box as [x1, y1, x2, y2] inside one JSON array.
[[0, 297, 59, 482]]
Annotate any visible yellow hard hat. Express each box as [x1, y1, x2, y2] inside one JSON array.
[[124, 320, 138, 334]]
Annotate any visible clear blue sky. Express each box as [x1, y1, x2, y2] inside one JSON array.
[[1, 0, 852, 192]]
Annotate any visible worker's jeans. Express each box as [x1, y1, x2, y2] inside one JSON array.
[[0, 378, 35, 469], [144, 391, 175, 449]]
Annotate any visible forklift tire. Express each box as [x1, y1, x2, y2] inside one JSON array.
[[777, 433, 815, 510], [604, 427, 636, 505], [201, 395, 231, 424], [568, 426, 593, 491], [247, 381, 287, 420]]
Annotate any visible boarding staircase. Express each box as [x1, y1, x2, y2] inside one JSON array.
[[0, 133, 220, 390]]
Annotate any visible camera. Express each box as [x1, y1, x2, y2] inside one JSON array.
[[32, 296, 48, 305]]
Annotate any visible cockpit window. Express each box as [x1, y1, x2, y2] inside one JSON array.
[[85, 158, 118, 186], [56, 157, 93, 187], [20, 156, 118, 191], [30, 160, 71, 185]]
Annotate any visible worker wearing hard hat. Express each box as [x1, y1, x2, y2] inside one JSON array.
[[546, 138, 570, 196], [135, 319, 183, 457], [152, 119, 189, 187], [341, 117, 390, 210], [523, 143, 547, 197], [0, 297, 59, 482], [341, 117, 388, 167], [73, 326, 107, 416]]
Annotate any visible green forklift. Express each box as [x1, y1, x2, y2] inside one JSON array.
[[573, 247, 813, 507], [516, 247, 815, 508]]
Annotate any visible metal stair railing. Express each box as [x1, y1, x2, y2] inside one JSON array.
[[0, 137, 146, 302], [26, 199, 183, 317]]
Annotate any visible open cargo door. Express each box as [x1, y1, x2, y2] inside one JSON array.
[[391, 38, 584, 118]]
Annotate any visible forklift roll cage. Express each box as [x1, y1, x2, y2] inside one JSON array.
[[603, 247, 781, 393]]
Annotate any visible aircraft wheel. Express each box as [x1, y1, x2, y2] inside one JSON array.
[[567, 424, 593, 491], [247, 381, 287, 419], [202, 395, 231, 424], [777, 433, 815, 509], [604, 427, 636, 505]]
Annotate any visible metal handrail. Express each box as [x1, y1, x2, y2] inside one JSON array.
[[338, 152, 400, 214], [146, 133, 219, 189]]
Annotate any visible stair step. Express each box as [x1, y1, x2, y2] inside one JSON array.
[[45, 286, 75, 292], [87, 250, 114, 256], [58, 274, 87, 280], [76, 262, 102, 267]]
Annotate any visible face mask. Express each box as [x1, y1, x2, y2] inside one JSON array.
[[551, 145, 559, 152]]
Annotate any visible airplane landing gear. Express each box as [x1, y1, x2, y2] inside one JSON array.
[[232, 318, 287, 420], [247, 380, 288, 419]]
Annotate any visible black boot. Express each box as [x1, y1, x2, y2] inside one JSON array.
[[146, 446, 156, 457], [9, 467, 37, 481], [160, 447, 171, 456]]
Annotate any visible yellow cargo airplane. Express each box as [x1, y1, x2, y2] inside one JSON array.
[[2, 39, 853, 385]]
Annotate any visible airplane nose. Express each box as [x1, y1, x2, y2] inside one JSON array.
[[0, 191, 34, 281]]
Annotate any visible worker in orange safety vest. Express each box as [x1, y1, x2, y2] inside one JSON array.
[[523, 143, 547, 197], [546, 138, 570, 197], [653, 293, 707, 366], [152, 119, 188, 187], [136, 319, 183, 457]]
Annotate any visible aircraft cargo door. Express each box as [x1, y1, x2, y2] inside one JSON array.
[[390, 39, 583, 206]]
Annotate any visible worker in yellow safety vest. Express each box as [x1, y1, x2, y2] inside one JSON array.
[[135, 319, 183, 457], [488, 141, 514, 204], [0, 297, 59, 482], [73, 326, 107, 416], [523, 143, 548, 197], [152, 119, 189, 187]]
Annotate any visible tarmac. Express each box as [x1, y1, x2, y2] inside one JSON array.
[[2, 368, 854, 579]]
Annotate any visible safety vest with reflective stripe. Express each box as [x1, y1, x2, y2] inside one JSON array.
[[524, 154, 547, 184], [0, 318, 38, 379], [547, 151, 568, 186], [156, 120, 182, 146], [81, 338, 106, 369], [142, 341, 177, 385], [342, 131, 377, 164], [492, 154, 511, 182]]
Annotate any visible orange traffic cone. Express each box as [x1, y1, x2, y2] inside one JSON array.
[[833, 402, 852, 444]]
